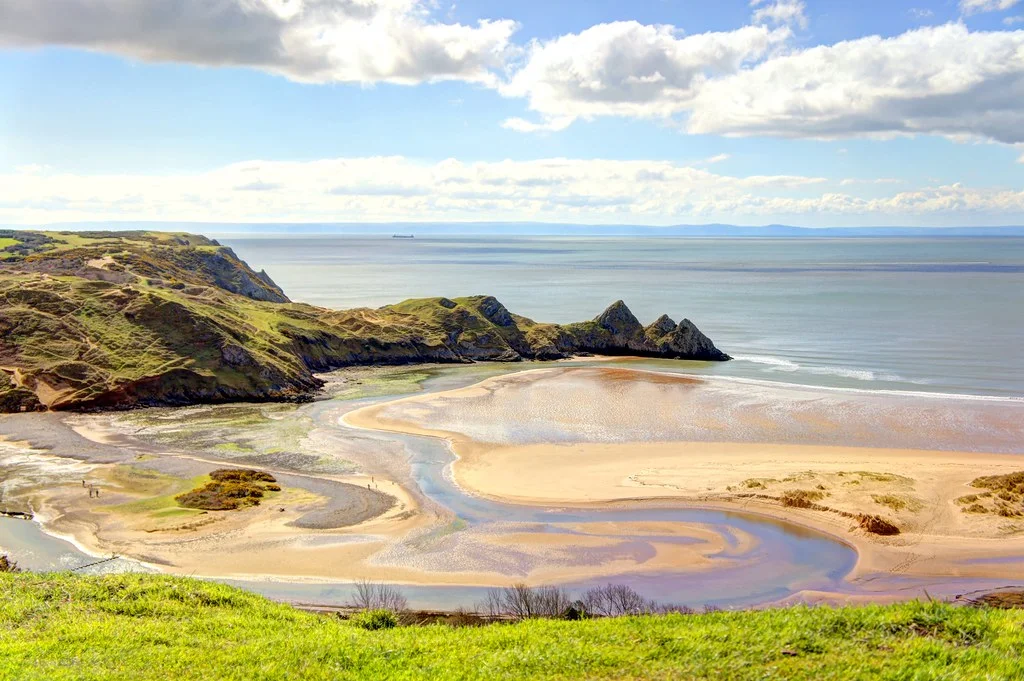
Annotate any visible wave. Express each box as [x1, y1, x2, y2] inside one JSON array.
[[641, 368, 1024, 404], [732, 355, 930, 384]]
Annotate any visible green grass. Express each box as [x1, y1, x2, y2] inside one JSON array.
[[2, 574, 1023, 680], [109, 472, 208, 516]]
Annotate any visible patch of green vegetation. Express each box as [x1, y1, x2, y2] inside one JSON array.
[[780, 489, 827, 508], [175, 469, 279, 511], [871, 494, 922, 513], [849, 472, 902, 483], [327, 366, 438, 402], [213, 442, 255, 454], [741, 477, 778, 490], [149, 508, 204, 519], [107, 469, 209, 518], [961, 472, 1024, 518], [351, 609, 400, 631], [2, 575, 1024, 680]]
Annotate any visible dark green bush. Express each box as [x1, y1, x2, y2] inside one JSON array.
[[351, 609, 399, 630]]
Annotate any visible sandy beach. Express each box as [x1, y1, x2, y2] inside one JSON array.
[[346, 366, 1024, 584], [1, 381, 762, 589], [5, 362, 1024, 602]]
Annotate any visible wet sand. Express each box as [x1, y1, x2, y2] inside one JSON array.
[[3, 365, 783, 590], [346, 367, 1024, 584], [5, 362, 1024, 602]]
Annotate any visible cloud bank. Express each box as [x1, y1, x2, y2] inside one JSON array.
[[6, 2, 1024, 147], [3, 157, 1021, 226], [3, 2, 1024, 149], [0, 0, 517, 85], [686, 24, 1024, 144]]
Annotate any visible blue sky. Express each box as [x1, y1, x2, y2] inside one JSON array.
[[1, 0, 1023, 227]]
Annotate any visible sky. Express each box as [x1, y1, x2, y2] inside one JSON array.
[[1, 0, 1024, 228]]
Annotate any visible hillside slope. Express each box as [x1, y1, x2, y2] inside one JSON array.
[[2, 574, 1022, 681], [0, 230, 729, 412]]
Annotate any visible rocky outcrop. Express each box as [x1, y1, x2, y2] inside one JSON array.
[[563, 302, 731, 361], [194, 248, 290, 303], [645, 317, 731, 361], [0, 230, 730, 412]]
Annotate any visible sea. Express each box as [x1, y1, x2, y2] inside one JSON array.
[[221, 235, 1024, 399]]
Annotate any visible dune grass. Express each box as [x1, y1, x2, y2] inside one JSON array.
[[2, 574, 1023, 680]]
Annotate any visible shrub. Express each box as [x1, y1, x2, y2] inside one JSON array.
[[350, 609, 399, 630], [175, 469, 280, 511], [0, 555, 19, 573], [209, 469, 276, 484]]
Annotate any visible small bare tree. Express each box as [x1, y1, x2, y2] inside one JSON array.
[[350, 579, 408, 613], [483, 583, 572, 620], [582, 584, 659, 617]]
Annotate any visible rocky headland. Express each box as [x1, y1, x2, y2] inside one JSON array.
[[0, 230, 729, 412]]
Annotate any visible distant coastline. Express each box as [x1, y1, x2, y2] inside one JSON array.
[[11, 222, 1024, 238]]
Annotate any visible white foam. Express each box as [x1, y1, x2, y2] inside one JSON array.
[[733, 355, 800, 371], [733, 355, 928, 385], [628, 367, 1024, 404]]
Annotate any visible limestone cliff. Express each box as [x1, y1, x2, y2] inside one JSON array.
[[0, 231, 729, 412]]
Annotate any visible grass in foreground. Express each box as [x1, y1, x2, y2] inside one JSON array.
[[2, 575, 1024, 680]]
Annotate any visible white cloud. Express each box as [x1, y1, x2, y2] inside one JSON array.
[[909, 8, 935, 19], [838, 178, 902, 186], [1005, 15, 1024, 24], [751, 0, 808, 30], [500, 116, 574, 133], [687, 24, 1024, 145], [704, 154, 732, 164], [498, 21, 789, 131], [0, 0, 518, 85], [2, 157, 1021, 226], [499, 21, 1024, 149], [960, 0, 1022, 15]]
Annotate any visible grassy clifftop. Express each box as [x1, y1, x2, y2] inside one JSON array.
[[2, 574, 1022, 680], [0, 230, 729, 412]]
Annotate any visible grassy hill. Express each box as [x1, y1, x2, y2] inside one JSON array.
[[0, 230, 728, 412], [1, 574, 1021, 680]]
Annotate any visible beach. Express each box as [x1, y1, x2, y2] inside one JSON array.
[[3, 360, 1024, 607], [346, 366, 1024, 585]]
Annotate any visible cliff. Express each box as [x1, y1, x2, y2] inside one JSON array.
[[0, 230, 729, 412]]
